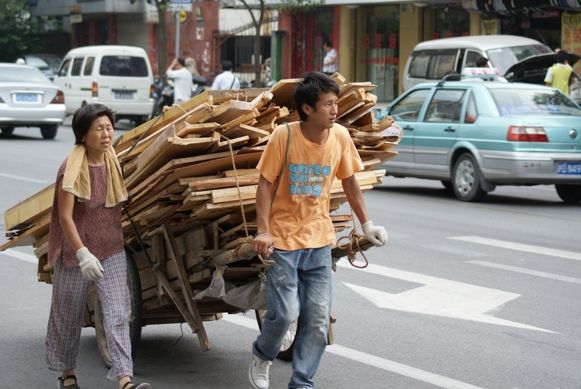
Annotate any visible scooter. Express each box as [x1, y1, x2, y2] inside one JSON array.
[[152, 75, 208, 117]]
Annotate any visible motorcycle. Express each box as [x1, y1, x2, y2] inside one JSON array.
[[152, 75, 208, 117]]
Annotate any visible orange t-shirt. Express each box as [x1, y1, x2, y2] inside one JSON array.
[[257, 121, 363, 250]]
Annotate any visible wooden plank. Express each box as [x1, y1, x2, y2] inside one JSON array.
[[162, 224, 209, 350], [4, 184, 54, 231]]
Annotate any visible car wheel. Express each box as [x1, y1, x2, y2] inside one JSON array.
[[1, 127, 14, 135], [452, 153, 487, 202], [555, 184, 581, 204], [40, 125, 58, 140]]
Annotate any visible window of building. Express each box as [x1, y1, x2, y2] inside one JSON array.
[[362, 5, 399, 102]]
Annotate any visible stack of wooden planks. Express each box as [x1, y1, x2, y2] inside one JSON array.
[[1, 75, 399, 347]]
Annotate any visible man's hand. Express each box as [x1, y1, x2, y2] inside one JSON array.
[[253, 232, 274, 259], [75, 247, 104, 281], [362, 221, 388, 247]]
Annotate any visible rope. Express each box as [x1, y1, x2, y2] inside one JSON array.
[[222, 134, 250, 239], [335, 228, 369, 269]]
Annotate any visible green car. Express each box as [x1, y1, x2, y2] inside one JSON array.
[[384, 79, 581, 203]]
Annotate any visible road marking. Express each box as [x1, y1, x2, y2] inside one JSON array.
[[468, 260, 581, 285], [0, 249, 38, 264], [449, 236, 581, 262], [336, 261, 554, 333], [0, 172, 51, 184], [223, 314, 487, 389]]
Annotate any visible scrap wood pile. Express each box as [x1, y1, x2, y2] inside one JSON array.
[[1, 74, 399, 336]]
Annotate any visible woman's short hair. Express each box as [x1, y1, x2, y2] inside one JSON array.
[[294, 72, 340, 122], [71, 103, 115, 145]]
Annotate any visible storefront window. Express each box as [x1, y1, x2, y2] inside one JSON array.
[[433, 7, 469, 39], [292, 9, 334, 76], [361, 5, 399, 102]]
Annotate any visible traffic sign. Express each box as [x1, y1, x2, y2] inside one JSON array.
[[169, 0, 192, 12]]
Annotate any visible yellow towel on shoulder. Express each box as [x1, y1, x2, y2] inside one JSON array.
[[62, 145, 128, 208]]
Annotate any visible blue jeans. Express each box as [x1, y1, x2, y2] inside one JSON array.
[[253, 246, 333, 389]]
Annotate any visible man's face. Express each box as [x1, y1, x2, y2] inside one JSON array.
[[302, 91, 338, 129]]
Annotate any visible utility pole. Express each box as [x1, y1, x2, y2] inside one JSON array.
[[175, 11, 181, 58]]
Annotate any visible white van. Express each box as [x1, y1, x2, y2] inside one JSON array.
[[403, 35, 553, 91], [54, 45, 154, 123]]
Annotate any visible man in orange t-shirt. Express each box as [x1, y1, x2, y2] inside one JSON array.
[[248, 72, 387, 389]]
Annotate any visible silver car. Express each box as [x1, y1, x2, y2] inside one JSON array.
[[0, 64, 66, 139]]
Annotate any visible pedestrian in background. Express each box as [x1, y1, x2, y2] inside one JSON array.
[[544, 50, 574, 96], [166, 57, 193, 104], [248, 72, 388, 389], [212, 60, 240, 90], [322, 40, 338, 75], [45, 103, 151, 389]]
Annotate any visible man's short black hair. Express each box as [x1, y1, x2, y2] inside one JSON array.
[[475, 56, 488, 67], [72, 103, 115, 145], [294, 72, 340, 122], [556, 50, 568, 64], [177, 57, 186, 67], [323, 40, 333, 48], [222, 60, 233, 71]]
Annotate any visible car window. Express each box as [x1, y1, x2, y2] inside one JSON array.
[[490, 88, 581, 116], [0, 66, 49, 83], [70, 57, 84, 76], [99, 56, 148, 77], [486, 44, 552, 74], [465, 50, 484, 68], [425, 89, 466, 123], [389, 89, 430, 121], [83, 57, 95, 76], [58, 59, 71, 77], [409, 52, 430, 78], [427, 50, 458, 80], [464, 93, 478, 123]]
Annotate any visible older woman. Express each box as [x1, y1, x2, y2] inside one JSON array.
[[45, 103, 150, 389]]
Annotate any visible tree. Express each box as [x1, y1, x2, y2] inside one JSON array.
[[151, 0, 170, 76], [236, 0, 323, 87], [0, 0, 36, 62]]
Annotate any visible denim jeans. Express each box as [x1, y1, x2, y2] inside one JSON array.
[[253, 246, 333, 389]]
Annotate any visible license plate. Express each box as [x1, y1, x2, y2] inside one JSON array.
[[15, 93, 39, 103], [114, 91, 134, 100], [556, 162, 581, 175]]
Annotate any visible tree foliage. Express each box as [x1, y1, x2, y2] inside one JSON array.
[[0, 0, 36, 62]]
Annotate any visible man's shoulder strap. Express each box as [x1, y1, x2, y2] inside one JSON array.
[[270, 123, 291, 205]]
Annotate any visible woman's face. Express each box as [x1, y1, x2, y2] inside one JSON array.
[[84, 115, 114, 154]]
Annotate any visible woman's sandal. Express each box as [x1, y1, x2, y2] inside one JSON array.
[[58, 375, 80, 389], [121, 381, 152, 389]]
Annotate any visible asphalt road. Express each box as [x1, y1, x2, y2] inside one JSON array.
[[1, 124, 580, 389]]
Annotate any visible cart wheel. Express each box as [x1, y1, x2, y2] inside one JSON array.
[[255, 309, 297, 362], [95, 251, 143, 368]]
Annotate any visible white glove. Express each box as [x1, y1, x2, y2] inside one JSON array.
[[75, 247, 104, 281], [362, 221, 388, 247]]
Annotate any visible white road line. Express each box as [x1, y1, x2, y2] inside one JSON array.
[[223, 314, 487, 389], [449, 236, 581, 262], [468, 260, 581, 285], [0, 249, 38, 264], [0, 172, 51, 184]]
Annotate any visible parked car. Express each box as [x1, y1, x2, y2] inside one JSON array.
[[0, 63, 66, 139], [53, 45, 154, 124], [384, 77, 581, 203], [26, 54, 62, 80], [20, 55, 55, 81], [403, 35, 553, 91]]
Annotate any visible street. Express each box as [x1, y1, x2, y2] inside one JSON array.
[[1, 123, 580, 389]]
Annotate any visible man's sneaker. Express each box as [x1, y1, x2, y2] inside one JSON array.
[[248, 352, 271, 389]]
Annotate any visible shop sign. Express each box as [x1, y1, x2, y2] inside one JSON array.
[[562, 13, 581, 72], [481, 19, 499, 35]]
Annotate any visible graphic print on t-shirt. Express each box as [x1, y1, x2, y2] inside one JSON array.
[[288, 162, 332, 197]]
